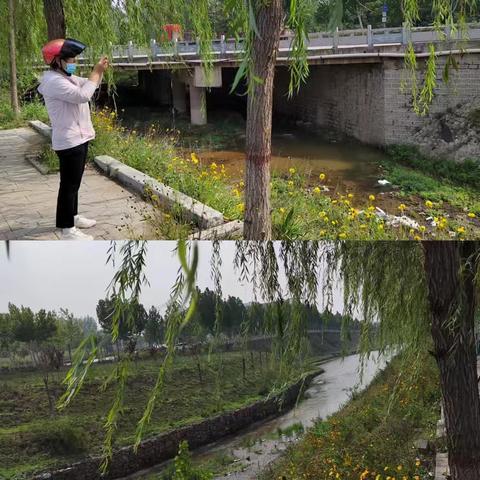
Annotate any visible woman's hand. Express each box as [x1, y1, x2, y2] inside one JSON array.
[[89, 57, 109, 85], [94, 56, 110, 73]]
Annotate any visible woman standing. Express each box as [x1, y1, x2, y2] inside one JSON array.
[[38, 38, 109, 240]]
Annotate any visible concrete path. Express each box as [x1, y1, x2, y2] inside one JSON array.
[[435, 358, 480, 479], [0, 127, 154, 240]]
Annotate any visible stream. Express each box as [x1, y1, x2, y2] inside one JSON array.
[[126, 352, 389, 480], [115, 104, 391, 196]]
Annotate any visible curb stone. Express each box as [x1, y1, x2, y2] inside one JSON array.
[[28, 121, 227, 231]]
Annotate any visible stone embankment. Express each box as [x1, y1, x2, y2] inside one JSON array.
[[33, 370, 322, 480]]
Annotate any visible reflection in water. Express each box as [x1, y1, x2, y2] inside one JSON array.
[[128, 353, 388, 480]]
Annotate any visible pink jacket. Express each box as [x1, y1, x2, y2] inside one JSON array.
[[37, 70, 101, 151]]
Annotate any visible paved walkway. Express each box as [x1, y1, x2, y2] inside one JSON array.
[[0, 127, 154, 240], [435, 358, 480, 479]]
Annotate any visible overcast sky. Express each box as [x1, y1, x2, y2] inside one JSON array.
[[0, 241, 344, 320]]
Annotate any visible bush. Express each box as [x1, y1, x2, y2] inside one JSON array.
[[30, 418, 89, 455], [387, 145, 480, 191]]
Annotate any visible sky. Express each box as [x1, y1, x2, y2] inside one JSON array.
[[0, 241, 345, 320]]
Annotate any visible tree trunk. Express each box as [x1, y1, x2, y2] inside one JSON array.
[[43, 0, 66, 40], [7, 0, 20, 118], [243, 0, 283, 240], [423, 241, 480, 480], [43, 373, 56, 417]]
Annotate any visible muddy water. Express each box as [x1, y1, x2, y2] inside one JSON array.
[[127, 353, 388, 480], [200, 131, 387, 193], [116, 106, 389, 195]]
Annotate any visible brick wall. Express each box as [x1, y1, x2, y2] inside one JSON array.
[[273, 53, 480, 146], [383, 55, 480, 144], [273, 64, 386, 145]]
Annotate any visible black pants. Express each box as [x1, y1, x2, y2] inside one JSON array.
[[55, 141, 89, 228]]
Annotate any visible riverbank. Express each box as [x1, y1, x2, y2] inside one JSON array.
[[2, 88, 479, 239], [0, 351, 294, 479], [261, 354, 440, 480]]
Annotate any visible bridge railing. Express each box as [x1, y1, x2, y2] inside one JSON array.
[[89, 23, 480, 64]]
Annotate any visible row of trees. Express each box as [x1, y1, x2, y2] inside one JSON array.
[[94, 287, 351, 352], [0, 304, 100, 368]]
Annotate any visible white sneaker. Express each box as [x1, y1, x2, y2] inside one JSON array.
[[61, 227, 94, 241], [74, 215, 97, 229]]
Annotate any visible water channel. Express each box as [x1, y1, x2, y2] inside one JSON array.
[[126, 352, 389, 480]]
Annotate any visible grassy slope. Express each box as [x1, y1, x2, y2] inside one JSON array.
[[263, 355, 440, 480], [0, 352, 278, 479]]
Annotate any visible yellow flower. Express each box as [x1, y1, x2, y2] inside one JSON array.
[[339, 232, 347, 239], [420, 225, 426, 232], [397, 465, 403, 472], [210, 162, 218, 170], [457, 226, 466, 234], [236, 202, 245, 213], [415, 459, 421, 467], [190, 152, 199, 164], [425, 200, 433, 208], [369, 194, 375, 201], [319, 230, 326, 236], [319, 173, 326, 181], [378, 223, 384, 230], [398, 203, 406, 212], [368, 206, 375, 212], [468, 212, 476, 218], [414, 235, 421, 241], [239, 181, 245, 187], [288, 180, 294, 187], [313, 187, 321, 194], [347, 193, 354, 199], [319, 211, 327, 218], [279, 207, 286, 214], [289, 167, 296, 174]]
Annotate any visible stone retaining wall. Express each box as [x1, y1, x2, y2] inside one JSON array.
[[32, 370, 321, 480], [273, 53, 480, 150]]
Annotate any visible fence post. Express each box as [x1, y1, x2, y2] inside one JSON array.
[[367, 25, 373, 48], [333, 27, 339, 50], [220, 34, 226, 55], [128, 40, 133, 62], [150, 39, 157, 60], [402, 22, 411, 45]]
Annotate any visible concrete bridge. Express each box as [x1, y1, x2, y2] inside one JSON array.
[[78, 23, 480, 146]]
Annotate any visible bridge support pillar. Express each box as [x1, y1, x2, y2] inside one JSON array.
[[172, 76, 187, 114], [189, 84, 207, 125]]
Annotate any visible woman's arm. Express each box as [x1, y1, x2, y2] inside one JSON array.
[[47, 57, 109, 104]]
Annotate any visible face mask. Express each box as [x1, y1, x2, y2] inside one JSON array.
[[65, 63, 77, 75]]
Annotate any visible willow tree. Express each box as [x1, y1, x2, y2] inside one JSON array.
[[57, 240, 480, 480], [43, 0, 66, 40], [6, 0, 20, 117]]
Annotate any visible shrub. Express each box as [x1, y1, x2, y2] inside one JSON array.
[[30, 418, 89, 455]]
